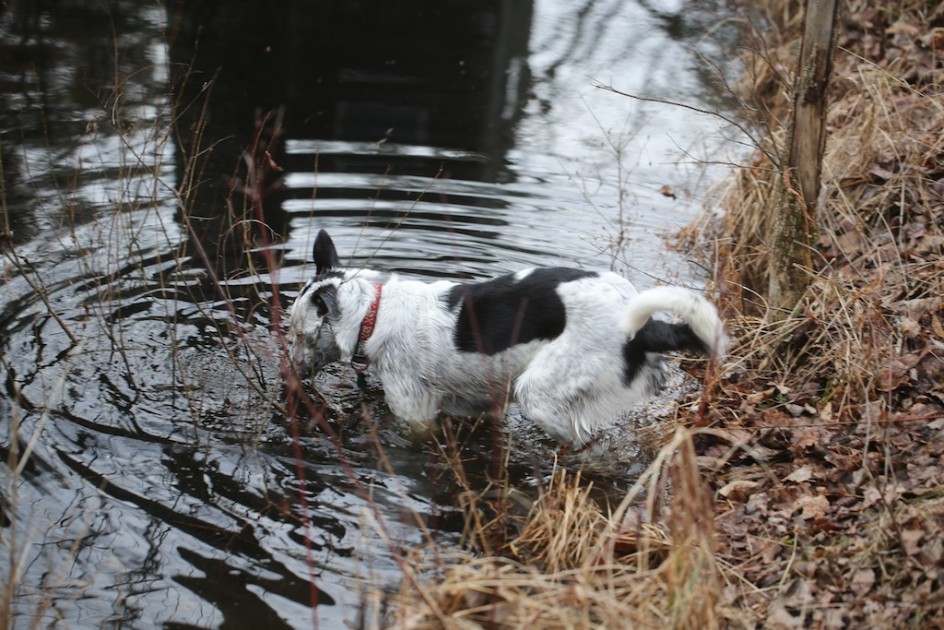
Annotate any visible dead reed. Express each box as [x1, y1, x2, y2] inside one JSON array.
[[392, 429, 740, 629]]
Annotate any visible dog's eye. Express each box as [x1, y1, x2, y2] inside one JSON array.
[[307, 285, 338, 319], [311, 291, 338, 319], [310, 292, 328, 316]]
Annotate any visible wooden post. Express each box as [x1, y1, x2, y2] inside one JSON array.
[[768, 0, 839, 319]]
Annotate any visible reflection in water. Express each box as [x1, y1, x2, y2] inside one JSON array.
[[169, 0, 532, 280], [0, 0, 737, 626]]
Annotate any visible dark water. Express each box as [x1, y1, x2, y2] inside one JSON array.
[[0, 1, 737, 627]]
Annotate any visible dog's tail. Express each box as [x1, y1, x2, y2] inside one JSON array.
[[623, 287, 728, 358]]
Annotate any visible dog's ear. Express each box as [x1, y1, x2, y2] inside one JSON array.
[[313, 230, 342, 275]]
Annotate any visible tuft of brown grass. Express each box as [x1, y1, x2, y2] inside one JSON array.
[[391, 429, 744, 629]]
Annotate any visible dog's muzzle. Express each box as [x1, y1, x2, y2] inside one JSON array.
[[289, 331, 317, 379], [289, 327, 340, 379]]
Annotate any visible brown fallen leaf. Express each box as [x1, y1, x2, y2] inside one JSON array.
[[851, 567, 875, 596], [900, 528, 924, 556], [877, 353, 924, 391], [785, 465, 813, 484], [862, 485, 883, 508], [795, 494, 831, 519], [719, 479, 761, 500], [900, 317, 922, 339], [931, 313, 944, 338]]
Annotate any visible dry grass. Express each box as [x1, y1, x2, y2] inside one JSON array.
[[694, 0, 944, 411], [392, 429, 739, 630]]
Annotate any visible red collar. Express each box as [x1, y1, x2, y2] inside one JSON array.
[[351, 284, 382, 373]]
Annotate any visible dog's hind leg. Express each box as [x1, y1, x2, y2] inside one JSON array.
[[514, 347, 627, 445]]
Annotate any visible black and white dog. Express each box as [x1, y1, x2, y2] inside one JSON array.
[[288, 230, 727, 445]]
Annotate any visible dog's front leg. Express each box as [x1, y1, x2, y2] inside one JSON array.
[[379, 374, 440, 426]]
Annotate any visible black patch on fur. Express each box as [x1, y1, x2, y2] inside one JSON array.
[[622, 319, 709, 384], [447, 268, 597, 355]]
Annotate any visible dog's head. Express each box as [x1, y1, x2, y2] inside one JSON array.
[[288, 230, 347, 376], [288, 230, 388, 376]]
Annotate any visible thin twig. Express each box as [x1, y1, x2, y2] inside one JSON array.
[[590, 78, 779, 165]]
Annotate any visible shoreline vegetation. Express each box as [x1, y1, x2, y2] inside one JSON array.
[[391, 0, 944, 627]]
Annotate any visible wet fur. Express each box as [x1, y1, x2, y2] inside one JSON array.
[[289, 230, 728, 444]]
